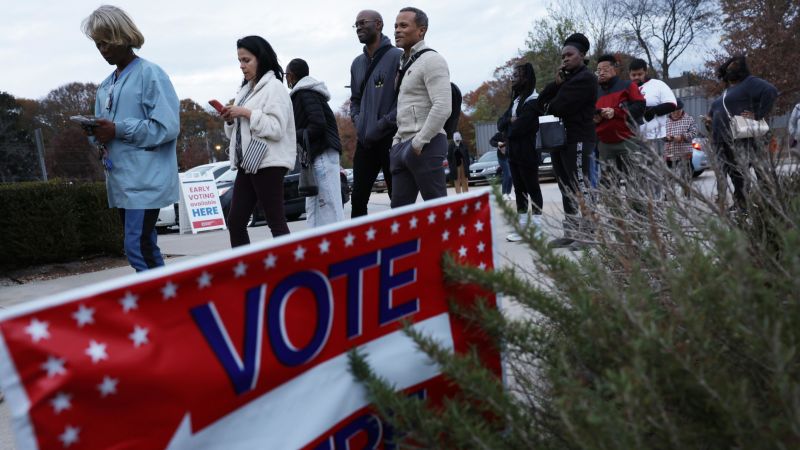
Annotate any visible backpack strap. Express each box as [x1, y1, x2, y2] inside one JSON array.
[[395, 48, 436, 98], [359, 45, 393, 95]]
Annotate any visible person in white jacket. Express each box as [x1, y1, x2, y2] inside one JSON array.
[[221, 35, 297, 247], [789, 102, 800, 149]]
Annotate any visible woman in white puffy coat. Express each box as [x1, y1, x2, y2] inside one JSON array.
[[221, 35, 297, 247]]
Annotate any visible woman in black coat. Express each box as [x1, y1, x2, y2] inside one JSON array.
[[497, 62, 542, 242], [286, 58, 344, 227]]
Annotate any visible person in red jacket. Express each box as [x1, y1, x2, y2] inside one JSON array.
[[594, 54, 645, 186]]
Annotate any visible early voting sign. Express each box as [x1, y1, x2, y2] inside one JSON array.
[[0, 191, 501, 449], [178, 172, 226, 234]]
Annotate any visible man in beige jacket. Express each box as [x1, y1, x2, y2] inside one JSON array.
[[390, 6, 452, 208]]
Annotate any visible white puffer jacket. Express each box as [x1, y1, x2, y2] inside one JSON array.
[[224, 71, 297, 171]]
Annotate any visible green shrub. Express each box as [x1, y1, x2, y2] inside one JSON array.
[[350, 149, 800, 449], [0, 180, 122, 270]]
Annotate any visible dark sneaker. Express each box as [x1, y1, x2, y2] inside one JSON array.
[[547, 237, 574, 248]]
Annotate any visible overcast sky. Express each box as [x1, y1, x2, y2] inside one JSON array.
[[1, 0, 553, 111]]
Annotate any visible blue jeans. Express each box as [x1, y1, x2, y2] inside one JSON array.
[[306, 148, 345, 227], [118, 208, 164, 272], [498, 157, 512, 194], [588, 145, 599, 189]]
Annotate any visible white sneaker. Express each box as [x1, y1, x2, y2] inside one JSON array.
[[531, 215, 544, 240], [506, 232, 523, 242]]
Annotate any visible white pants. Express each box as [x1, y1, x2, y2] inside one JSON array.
[[306, 148, 345, 227]]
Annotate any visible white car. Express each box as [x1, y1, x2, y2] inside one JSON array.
[[156, 161, 230, 229]]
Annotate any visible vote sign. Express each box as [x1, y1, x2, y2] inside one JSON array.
[[0, 191, 500, 449], [179, 172, 226, 233]]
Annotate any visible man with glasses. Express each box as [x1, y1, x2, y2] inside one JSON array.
[[349, 10, 403, 217], [594, 54, 645, 187]]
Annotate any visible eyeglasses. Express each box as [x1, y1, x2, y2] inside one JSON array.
[[352, 20, 377, 29]]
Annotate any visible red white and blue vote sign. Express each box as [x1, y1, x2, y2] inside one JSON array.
[[0, 191, 501, 449]]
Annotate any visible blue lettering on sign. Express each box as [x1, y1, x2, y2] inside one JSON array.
[[329, 252, 379, 340], [378, 240, 420, 326], [190, 284, 266, 395], [192, 207, 219, 217], [268, 270, 333, 367]]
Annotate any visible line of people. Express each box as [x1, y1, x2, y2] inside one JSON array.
[[80, 5, 455, 271], [80, 4, 781, 272], [490, 36, 778, 249]]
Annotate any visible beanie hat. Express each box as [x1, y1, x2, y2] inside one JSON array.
[[563, 33, 590, 55]]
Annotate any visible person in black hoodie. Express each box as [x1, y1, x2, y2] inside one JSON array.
[[286, 58, 344, 227], [497, 62, 542, 242], [536, 33, 598, 249]]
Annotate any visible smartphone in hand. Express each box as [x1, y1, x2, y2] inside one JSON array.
[[208, 100, 225, 114], [70, 115, 98, 127]]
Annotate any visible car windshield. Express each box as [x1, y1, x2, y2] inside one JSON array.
[[217, 168, 237, 183], [185, 163, 227, 179], [477, 151, 498, 163]]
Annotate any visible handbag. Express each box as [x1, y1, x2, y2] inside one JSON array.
[[538, 119, 566, 149], [722, 89, 769, 139], [297, 129, 318, 197], [240, 137, 269, 174]]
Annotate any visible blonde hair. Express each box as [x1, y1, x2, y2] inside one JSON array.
[[81, 5, 145, 48]]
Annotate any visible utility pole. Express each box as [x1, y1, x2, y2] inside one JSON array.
[[34, 128, 47, 181]]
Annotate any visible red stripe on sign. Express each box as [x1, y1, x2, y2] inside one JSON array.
[[193, 219, 224, 228]]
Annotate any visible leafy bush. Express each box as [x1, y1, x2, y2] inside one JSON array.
[[0, 180, 122, 270], [351, 144, 800, 449]]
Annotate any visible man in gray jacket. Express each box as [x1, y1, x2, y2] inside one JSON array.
[[349, 10, 403, 217], [390, 7, 452, 208]]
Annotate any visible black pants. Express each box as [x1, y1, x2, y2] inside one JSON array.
[[351, 136, 393, 218], [552, 141, 593, 216], [509, 159, 542, 215], [390, 134, 448, 208], [227, 167, 290, 247], [719, 138, 763, 208]]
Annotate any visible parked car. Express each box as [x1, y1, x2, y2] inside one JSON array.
[[691, 137, 709, 177], [156, 162, 231, 230], [372, 171, 387, 193], [468, 151, 501, 185]]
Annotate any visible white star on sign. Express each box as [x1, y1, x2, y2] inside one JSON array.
[[318, 239, 331, 254], [85, 340, 108, 364], [474, 200, 483, 211], [391, 221, 400, 234], [294, 245, 307, 261], [365, 227, 377, 241], [477, 241, 486, 253], [264, 254, 277, 269], [25, 318, 50, 343], [59, 425, 80, 448], [97, 376, 119, 397], [119, 292, 138, 313], [51, 392, 72, 414], [72, 305, 95, 328], [233, 261, 248, 278], [344, 233, 355, 247], [458, 246, 468, 258], [42, 356, 66, 377], [474, 220, 485, 232], [161, 281, 178, 300], [458, 225, 466, 236], [129, 325, 149, 348], [197, 271, 212, 289], [478, 262, 488, 270], [461, 204, 469, 215], [409, 216, 418, 229], [444, 208, 453, 219], [427, 212, 437, 224], [441, 230, 450, 241]]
